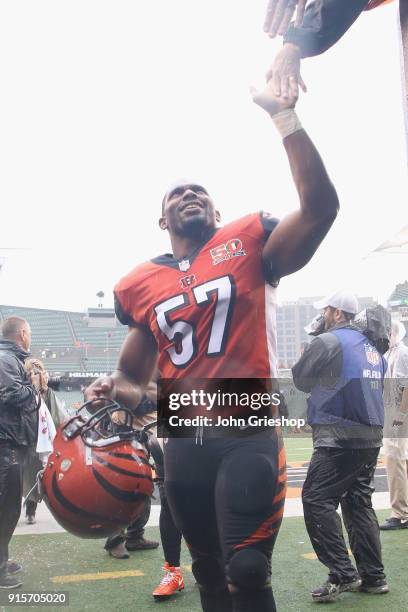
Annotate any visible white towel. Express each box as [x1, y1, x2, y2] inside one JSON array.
[[36, 397, 57, 466]]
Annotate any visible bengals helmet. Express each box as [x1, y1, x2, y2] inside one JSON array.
[[41, 399, 154, 538]]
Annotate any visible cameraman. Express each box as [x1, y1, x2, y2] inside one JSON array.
[[0, 317, 38, 589], [292, 291, 388, 603]]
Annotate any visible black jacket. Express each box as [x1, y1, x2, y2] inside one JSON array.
[[284, 0, 370, 58], [0, 339, 38, 447]]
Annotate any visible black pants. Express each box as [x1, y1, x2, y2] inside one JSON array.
[[104, 434, 182, 562], [164, 431, 286, 611], [25, 500, 37, 518], [104, 497, 152, 550], [302, 446, 385, 585], [0, 444, 26, 576]]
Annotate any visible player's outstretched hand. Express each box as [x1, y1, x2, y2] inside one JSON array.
[[264, 0, 307, 38], [251, 76, 298, 116], [266, 44, 306, 100], [84, 376, 116, 402]]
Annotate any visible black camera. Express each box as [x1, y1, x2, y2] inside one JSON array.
[[31, 367, 61, 391], [47, 376, 61, 391]]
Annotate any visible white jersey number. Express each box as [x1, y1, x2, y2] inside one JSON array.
[[154, 275, 235, 367]]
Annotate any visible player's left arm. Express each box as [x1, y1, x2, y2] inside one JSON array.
[[252, 81, 339, 279]]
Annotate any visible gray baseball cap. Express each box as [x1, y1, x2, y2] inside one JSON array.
[[314, 291, 359, 315]]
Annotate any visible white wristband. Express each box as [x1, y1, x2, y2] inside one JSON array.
[[272, 109, 302, 139]]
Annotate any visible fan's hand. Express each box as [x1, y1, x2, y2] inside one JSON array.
[[264, 0, 307, 38], [266, 44, 306, 100]]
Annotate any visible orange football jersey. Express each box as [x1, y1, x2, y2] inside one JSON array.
[[114, 212, 279, 379]]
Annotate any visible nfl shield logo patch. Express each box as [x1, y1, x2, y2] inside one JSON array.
[[178, 259, 190, 272], [365, 344, 380, 367]]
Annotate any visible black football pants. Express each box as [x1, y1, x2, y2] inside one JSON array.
[[302, 446, 385, 585], [164, 430, 286, 612], [0, 443, 26, 576]]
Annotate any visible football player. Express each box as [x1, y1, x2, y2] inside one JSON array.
[[85, 79, 339, 612]]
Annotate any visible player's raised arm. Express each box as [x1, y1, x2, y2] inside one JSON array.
[[84, 325, 158, 411], [251, 79, 339, 279]]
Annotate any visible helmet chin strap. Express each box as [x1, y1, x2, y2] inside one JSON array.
[[84, 434, 129, 448], [62, 399, 151, 449]]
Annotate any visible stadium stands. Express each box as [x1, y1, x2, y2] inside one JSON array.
[[0, 304, 127, 374], [389, 280, 408, 304], [55, 390, 83, 414]]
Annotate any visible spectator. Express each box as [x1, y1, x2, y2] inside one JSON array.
[[0, 317, 38, 589], [103, 383, 159, 558], [103, 376, 185, 598], [23, 358, 68, 525], [267, 0, 405, 105], [380, 320, 408, 530]]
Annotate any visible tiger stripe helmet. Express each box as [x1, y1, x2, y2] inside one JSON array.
[[41, 399, 153, 539]]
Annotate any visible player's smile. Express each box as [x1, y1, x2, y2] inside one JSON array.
[[180, 200, 205, 213], [165, 186, 214, 228], [159, 182, 221, 247]]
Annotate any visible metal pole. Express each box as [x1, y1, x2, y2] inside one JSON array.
[[399, 0, 408, 162]]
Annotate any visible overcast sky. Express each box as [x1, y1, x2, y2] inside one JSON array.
[[0, 0, 407, 312]]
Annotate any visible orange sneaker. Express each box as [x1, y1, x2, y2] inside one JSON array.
[[152, 562, 185, 599]]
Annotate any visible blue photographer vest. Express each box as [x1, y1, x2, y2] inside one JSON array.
[[308, 328, 385, 427]]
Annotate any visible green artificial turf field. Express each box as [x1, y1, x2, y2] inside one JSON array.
[[5, 509, 406, 612], [283, 436, 313, 464]]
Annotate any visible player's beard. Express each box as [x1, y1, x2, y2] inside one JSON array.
[[176, 215, 213, 241]]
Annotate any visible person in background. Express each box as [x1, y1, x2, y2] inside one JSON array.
[[263, 0, 307, 39], [292, 291, 388, 603], [266, 1, 401, 101], [0, 317, 38, 589], [103, 382, 159, 558], [102, 374, 185, 598], [22, 358, 68, 525], [380, 320, 408, 530]]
